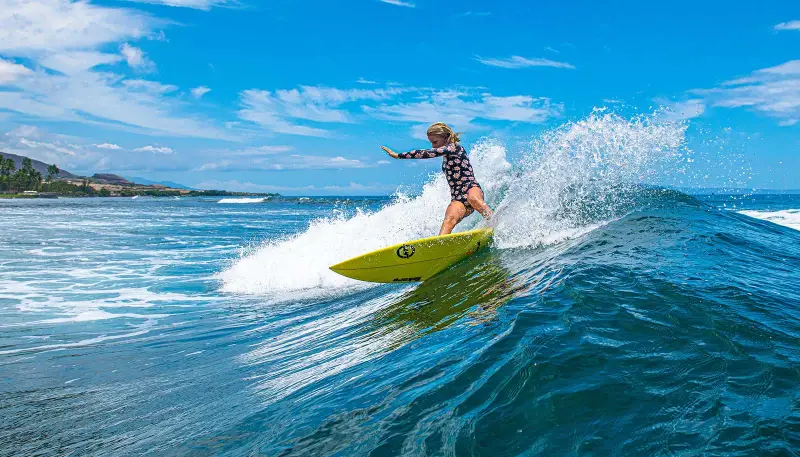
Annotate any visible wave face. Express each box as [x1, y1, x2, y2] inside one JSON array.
[[1, 113, 798, 456]]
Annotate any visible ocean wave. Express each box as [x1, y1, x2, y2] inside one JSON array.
[[217, 197, 270, 204], [739, 209, 800, 231], [219, 112, 691, 297]]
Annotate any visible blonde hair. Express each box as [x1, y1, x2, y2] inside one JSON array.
[[427, 122, 461, 144]]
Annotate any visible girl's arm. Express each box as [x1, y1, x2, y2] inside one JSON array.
[[396, 143, 457, 159]]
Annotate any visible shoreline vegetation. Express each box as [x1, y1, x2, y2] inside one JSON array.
[[0, 153, 278, 199]]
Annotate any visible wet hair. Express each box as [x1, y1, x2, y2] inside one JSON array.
[[427, 122, 461, 144]]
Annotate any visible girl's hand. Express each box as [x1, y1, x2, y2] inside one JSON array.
[[381, 146, 399, 159]]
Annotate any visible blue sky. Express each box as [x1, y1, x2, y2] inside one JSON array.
[[0, 0, 797, 194]]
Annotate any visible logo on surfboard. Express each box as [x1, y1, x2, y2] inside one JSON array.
[[396, 244, 415, 259]]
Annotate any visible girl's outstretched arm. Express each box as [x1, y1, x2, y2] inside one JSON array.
[[395, 143, 457, 159], [381, 146, 400, 159]]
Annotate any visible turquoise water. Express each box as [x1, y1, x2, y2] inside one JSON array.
[[1, 192, 798, 456], [1, 116, 799, 455]]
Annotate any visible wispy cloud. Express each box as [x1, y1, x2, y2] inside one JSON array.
[[0, 58, 32, 84], [120, 43, 155, 72], [192, 179, 396, 195], [135, 145, 174, 153], [774, 20, 800, 31], [219, 145, 293, 156], [18, 138, 78, 156], [0, 0, 231, 140], [238, 83, 564, 138], [365, 90, 563, 136], [123, 79, 178, 94], [690, 60, 800, 126], [2, 127, 100, 171], [191, 86, 211, 98], [95, 143, 122, 150], [356, 77, 378, 84], [197, 154, 370, 171], [462, 11, 491, 17], [238, 85, 407, 137], [2, 127, 194, 174], [475, 55, 575, 69], [127, 0, 233, 10], [39, 51, 123, 75], [0, 0, 154, 55], [378, 0, 415, 7]]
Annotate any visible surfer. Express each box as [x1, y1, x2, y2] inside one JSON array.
[[382, 122, 494, 235]]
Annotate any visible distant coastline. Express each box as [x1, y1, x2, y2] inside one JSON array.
[[0, 152, 279, 199]]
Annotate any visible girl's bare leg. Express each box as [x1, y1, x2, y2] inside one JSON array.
[[466, 187, 493, 220], [439, 201, 469, 235]]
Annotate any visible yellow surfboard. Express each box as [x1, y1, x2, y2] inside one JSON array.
[[329, 228, 493, 283]]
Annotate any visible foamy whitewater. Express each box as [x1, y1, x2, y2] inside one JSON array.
[[218, 197, 271, 204], [219, 112, 691, 296], [739, 209, 800, 231], [2, 112, 798, 456]]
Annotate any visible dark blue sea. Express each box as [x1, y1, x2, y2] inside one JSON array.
[[1, 127, 799, 456]]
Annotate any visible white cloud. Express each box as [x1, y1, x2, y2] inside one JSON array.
[[378, 0, 415, 7], [0, 0, 230, 140], [462, 11, 491, 17], [197, 145, 293, 159], [5, 125, 40, 138], [191, 86, 211, 98], [774, 20, 800, 31], [377, 160, 391, 165], [122, 79, 178, 94], [192, 179, 395, 195], [39, 51, 122, 75], [19, 137, 77, 156], [0, 0, 154, 55], [0, 58, 33, 84], [476, 55, 575, 69], [227, 145, 292, 155], [238, 86, 406, 137], [197, 160, 232, 171], [0, 70, 229, 139], [95, 143, 122, 149], [127, 0, 231, 10], [0, 128, 97, 171], [365, 90, 563, 131], [135, 145, 173, 153], [356, 78, 377, 84], [691, 60, 800, 125], [654, 98, 706, 121], [2, 127, 197, 174], [120, 43, 155, 72], [196, 154, 370, 171]]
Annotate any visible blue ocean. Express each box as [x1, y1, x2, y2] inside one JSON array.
[[1, 118, 798, 456]]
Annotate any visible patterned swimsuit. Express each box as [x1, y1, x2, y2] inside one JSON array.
[[397, 143, 482, 209]]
